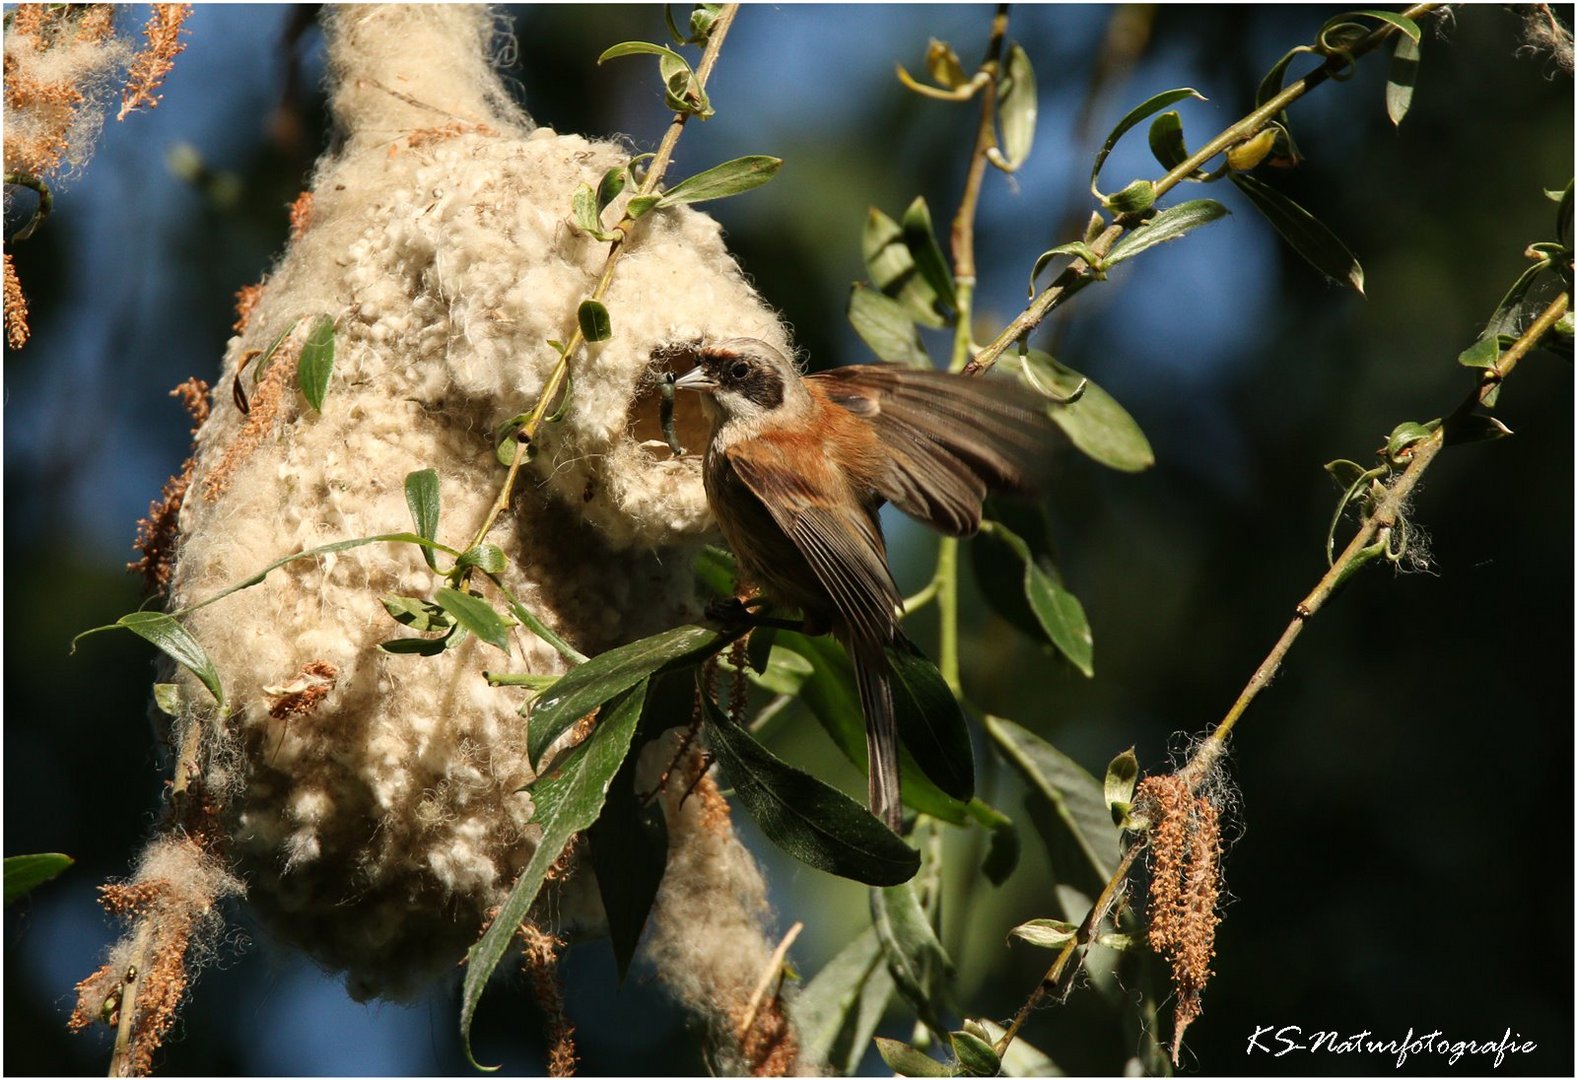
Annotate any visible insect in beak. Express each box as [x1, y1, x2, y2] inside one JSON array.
[[672, 365, 717, 394]]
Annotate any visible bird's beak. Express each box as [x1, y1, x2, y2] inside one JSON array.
[[672, 365, 716, 393]]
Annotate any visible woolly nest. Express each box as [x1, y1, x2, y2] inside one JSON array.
[[154, 1, 793, 1034]]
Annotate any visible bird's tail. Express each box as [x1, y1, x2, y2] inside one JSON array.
[[851, 643, 902, 832]]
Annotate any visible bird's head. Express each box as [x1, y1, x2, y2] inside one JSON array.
[[672, 338, 810, 434]]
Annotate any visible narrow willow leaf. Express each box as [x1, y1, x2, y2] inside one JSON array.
[[379, 635, 450, 656], [971, 798, 1021, 884], [971, 501, 1060, 642], [626, 194, 661, 219], [118, 611, 224, 706], [571, 182, 609, 239], [1105, 178, 1156, 216], [986, 517, 1095, 675], [1230, 172, 1365, 293], [1481, 262, 1547, 344], [996, 42, 1037, 170], [598, 40, 693, 68], [1103, 747, 1139, 827], [1441, 413, 1513, 446], [1147, 110, 1189, 171], [1009, 917, 1078, 949], [986, 715, 1120, 882], [595, 166, 627, 210], [872, 881, 954, 1034], [926, 38, 969, 89], [484, 575, 587, 665], [528, 624, 739, 765], [578, 299, 612, 343], [1105, 199, 1229, 267], [1010, 349, 1155, 473], [1327, 8, 1421, 43], [974, 1019, 1063, 1077], [455, 543, 506, 576], [875, 1038, 953, 1078], [771, 631, 970, 824], [5, 853, 74, 906], [849, 284, 931, 367], [1386, 32, 1420, 127], [588, 738, 668, 981], [795, 926, 897, 1075], [901, 197, 958, 312], [380, 594, 453, 632], [1091, 87, 1203, 198], [434, 587, 511, 654], [887, 638, 973, 802], [1554, 178, 1573, 243], [657, 156, 782, 208], [297, 315, 336, 412], [404, 468, 440, 569], [1254, 46, 1315, 163], [1028, 242, 1103, 297], [1457, 335, 1501, 370], [865, 207, 945, 327], [702, 692, 920, 886], [951, 1030, 1003, 1077], [460, 681, 647, 1070]]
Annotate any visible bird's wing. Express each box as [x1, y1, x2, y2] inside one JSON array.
[[724, 440, 899, 646], [809, 365, 1056, 536]]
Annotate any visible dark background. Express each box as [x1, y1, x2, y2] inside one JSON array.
[[4, 4, 1572, 1075]]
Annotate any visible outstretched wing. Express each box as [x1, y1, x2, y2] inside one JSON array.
[[809, 364, 1057, 536], [723, 439, 900, 646]]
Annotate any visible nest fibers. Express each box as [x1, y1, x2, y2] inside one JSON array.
[[157, 2, 792, 1041]]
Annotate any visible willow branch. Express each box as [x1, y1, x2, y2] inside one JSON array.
[[466, 5, 741, 551], [964, 3, 1443, 376]]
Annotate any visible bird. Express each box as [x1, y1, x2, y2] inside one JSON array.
[[673, 337, 1059, 832]]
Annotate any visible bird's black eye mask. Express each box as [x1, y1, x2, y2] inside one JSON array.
[[705, 350, 784, 410]]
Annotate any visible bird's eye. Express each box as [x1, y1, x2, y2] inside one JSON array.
[[729, 361, 750, 381]]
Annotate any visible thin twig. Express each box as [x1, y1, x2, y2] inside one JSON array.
[[736, 921, 803, 1041], [465, 5, 741, 552], [964, 3, 1443, 376], [994, 288, 1570, 1060], [108, 924, 153, 1078]]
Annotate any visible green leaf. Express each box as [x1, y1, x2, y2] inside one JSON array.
[[982, 518, 1095, 676], [1385, 420, 1434, 459], [434, 587, 511, 654], [598, 39, 692, 67], [1324, 9, 1421, 44], [1229, 172, 1365, 294], [875, 1038, 954, 1077], [1481, 262, 1548, 345], [1441, 413, 1513, 446], [951, 1030, 1003, 1077], [1386, 32, 1420, 127], [1105, 199, 1229, 267], [849, 284, 931, 367], [152, 682, 184, 717], [864, 208, 946, 328], [577, 298, 612, 343], [1457, 335, 1502, 370], [1011, 349, 1154, 474], [528, 624, 739, 766], [1028, 242, 1104, 297], [973, 1019, 1063, 1077], [701, 691, 920, 886], [380, 594, 454, 633], [488, 574, 587, 665], [901, 197, 958, 312], [296, 315, 336, 412], [460, 681, 647, 1070], [974, 800, 1021, 885], [887, 638, 973, 801], [572, 182, 613, 240], [117, 611, 224, 706], [626, 194, 661, 220], [588, 734, 668, 981], [5, 853, 73, 905], [1091, 87, 1203, 198], [1554, 179, 1573, 244], [1105, 178, 1156, 216], [872, 880, 954, 1034], [455, 543, 506, 576], [996, 42, 1037, 170], [657, 156, 782, 208], [404, 468, 440, 570], [693, 544, 736, 599], [986, 715, 1120, 882], [795, 926, 897, 1075], [1103, 747, 1139, 828], [1254, 46, 1314, 164], [595, 165, 627, 210], [1147, 111, 1190, 172], [770, 631, 970, 824], [1009, 917, 1078, 949], [379, 634, 452, 656]]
